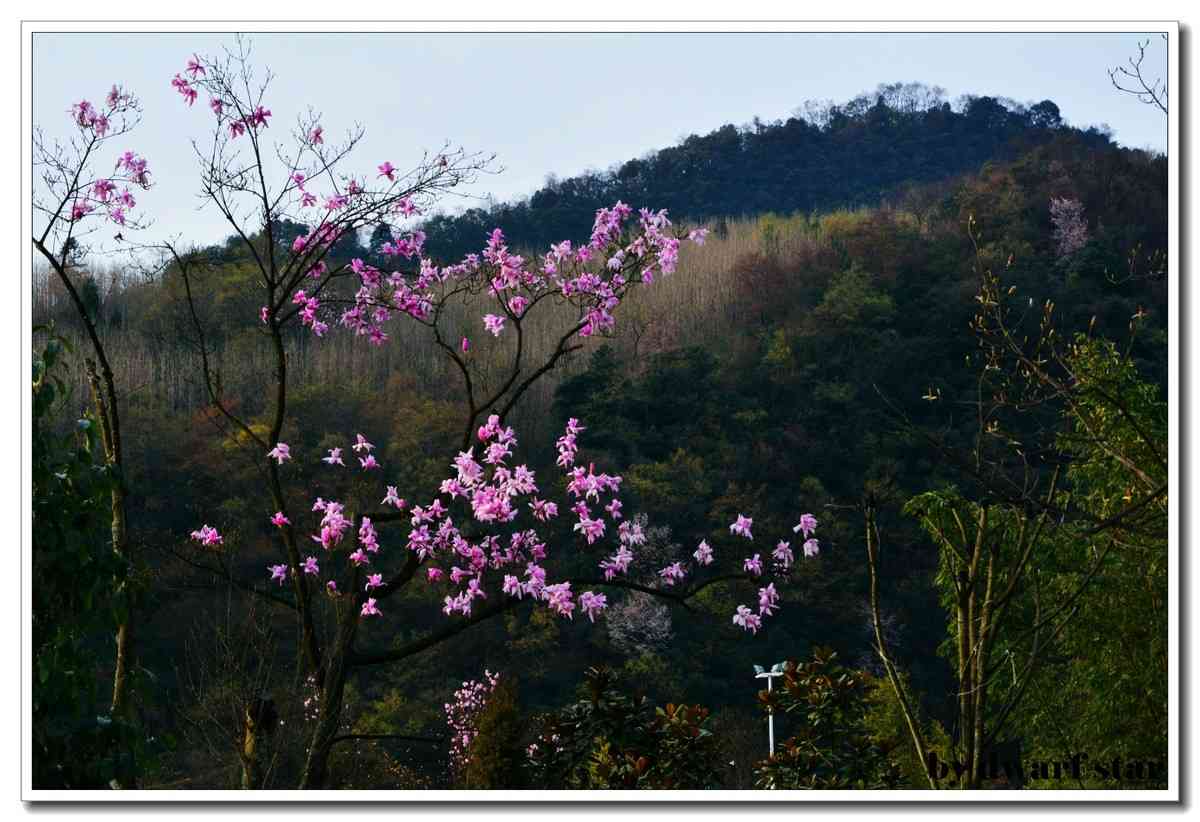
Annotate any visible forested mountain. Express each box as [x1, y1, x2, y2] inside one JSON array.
[[415, 84, 1086, 262], [33, 80, 1168, 790]]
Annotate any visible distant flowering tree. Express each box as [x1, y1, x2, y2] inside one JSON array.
[[1049, 196, 1089, 259], [607, 592, 675, 657], [445, 670, 502, 777], [61, 40, 820, 789]]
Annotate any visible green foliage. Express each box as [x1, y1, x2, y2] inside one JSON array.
[[31, 328, 133, 788], [1010, 337, 1168, 787], [814, 267, 895, 329], [527, 667, 724, 789], [464, 677, 527, 789], [753, 649, 901, 789]]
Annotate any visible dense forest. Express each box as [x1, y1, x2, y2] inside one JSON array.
[[32, 69, 1169, 792]]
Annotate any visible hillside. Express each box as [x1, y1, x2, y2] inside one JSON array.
[[415, 84, 1092, 262], [32, 87, 1168, 789]]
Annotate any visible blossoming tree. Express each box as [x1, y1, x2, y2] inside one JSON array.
[[37, 41, 823, 789], [32, 82, 153, 735]]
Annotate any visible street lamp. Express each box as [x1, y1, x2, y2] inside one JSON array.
[[754, 662, 785, 756]]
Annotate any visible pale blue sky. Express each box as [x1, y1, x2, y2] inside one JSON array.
[[33, 31, 1168, 248]]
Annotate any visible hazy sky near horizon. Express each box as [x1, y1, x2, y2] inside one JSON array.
[[33, 31, 1169, 248]]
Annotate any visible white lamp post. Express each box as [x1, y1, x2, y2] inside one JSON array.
[[754, 663, 785, 756]]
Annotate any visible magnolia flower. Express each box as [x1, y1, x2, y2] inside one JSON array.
[[483, 314, 505, 337], [461, 336, 471, 353], [268, 564, 289, 586], [378, 161, 396, 181], [190, 524, 223, 547], [730, 514, 754, 540], [381, 486, 404, 508], [323, 447, 345, 466], [302, 556, 320, 576], [326, 580, 338, 593], [359, 454, 380, 471], [365, 573, 383, 591], [693, 540, 713, 565], [353, 434, 374, 453], [758, 583, 780, 617], [658, 562, 686, 586], [361, 598, 381, 617], [743, 554, 763, 576], [270, 511, 290, 528], [773, 540, 794, 569], [803, 538, 820, 558], [733, 605, 762, 634], [267, 442, 291, 464], [248, 105, 271, 128], [793, 513, 818, 538], [186, 54, 206, 77], [309, 126, 323, 144], [579, 591, 607, 622]]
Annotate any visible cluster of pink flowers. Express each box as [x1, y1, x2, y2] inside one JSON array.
[[330, 200, 704, 349], [174, 54, 275, 139], [730, 514, 820, 634], [58, 86, 150, 229], [444, 670, 501, 774], [195, 416, 821, 635]]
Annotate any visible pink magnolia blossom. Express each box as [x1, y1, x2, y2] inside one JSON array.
[[323, 447, 345, 466], [189, 524, 223, 547], [361, 598, 381, 617], [658, 562, 687, 587], [353, 434, 374, 453], [730, 514, 754, 540], [758, 583, 780, 617], [186, 54, 206, 78], [302, 556, 320, 576], [270, 511, 290, 528], [733, 605, 762, 634], [579, 591, 607, 622], [743, 554, 763, 576], [268, 564, 289, 586], [248, 105, 271, 128], [803, 538, 820, 558], [483, 314, 505, 337], [793, 513, 818, 538], [693, 540, 714, 565], [377, 161, 396, 181], [773, 540, 794, 569], [267, 442, 291, 464]]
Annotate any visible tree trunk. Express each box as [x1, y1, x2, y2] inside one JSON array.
[[299, 594, 358, 789]]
